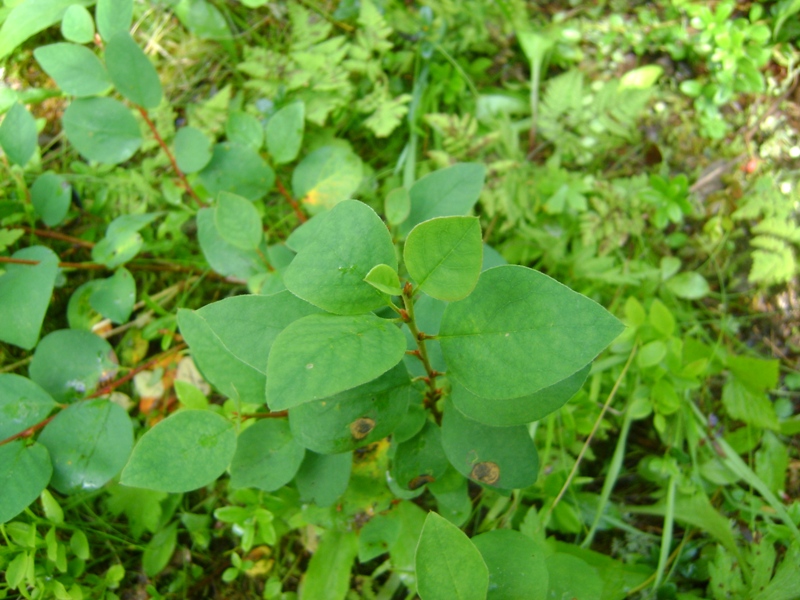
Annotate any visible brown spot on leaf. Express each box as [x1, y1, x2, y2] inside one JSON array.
[[471, 461, 500, 485], [350, 417, 375, 440], [408, 474, 435, 490]]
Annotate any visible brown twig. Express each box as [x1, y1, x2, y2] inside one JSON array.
[[137, 107, 206, 209], [88, 343, 187, 399], [275, 176, 307, 223], [0, 256, 104, 269], [0, 415, 57, 448], [20, 226, 95, 248]]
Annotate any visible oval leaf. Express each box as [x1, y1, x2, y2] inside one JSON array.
[[415, 512, 489, 600], [229, 419, 305, 491], [89, 267, 135, 323], [63, 97, 142, 164], [0, 102, 37, 166], [214, 191, 263, 250], [439, 266, 624, 400], [33, 43, 110, 97], [0, 0, 91, 60], [472, 530, 548, 600], [174, 126, 212, 173], [197, 142, 275, 201], [292, 145, 363, 212], [197, 207, 265, 279], [60, 5, 95, 43], [121, 409, 236, 493], [31, 171, 71, 227], [295, 451, 352, 507], [364, 263, 403, 296], [404, 216, 482, 301], [266, 101, 304, 164], [0, 374, 57, 440], [391, 420, 449, 491], [385, 187, 410, 226], [104, 31, 162, 108], [95, 0, 132, 41], [0, 442, 52, 524]]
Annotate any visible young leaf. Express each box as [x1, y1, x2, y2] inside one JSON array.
[[400, 163, 486, 235], [0, 103, 37, 166], [267, 313, 406, 410], [104, 31, 162, 109], [38, 399, 133, 494], [291, 145, 363, 211], [288, 363, 410, 454], [385, 187, 410, 226], [391, 421, 449, 491], [441, 400, 539, 490], [63, 97, 142, 164], [439, 266, 624, 400], [121, 409, 236, 493], [450, 364, 590, 427], [0, 246, 59, 350], [664, 271, 710, 299], [294, 451, 351, 507], [472, 530, 548, 600], [300, 530, 358, 600], [173, 126, 212, 173], [0, 0, 92, 60], [30, 172, 71, 227], [364, 263, 403, 296], [0, 374, 57, 440], [0, 442, 52, 524], [91, 213, 161, 268], [229, 419, 305, 491], [415, 512, 490, 600], [89, 267, 136, 323], [197, 142, 275, 201], [404, 216, 482, 301], [95, 0, 132, 41], [266, 102, 304, 164], [214, 191, 263, 250], [34, 43, 111, 97], [60, 4, 95, 43], [283, 200, 397, 315], [142, 522, 178, 577]]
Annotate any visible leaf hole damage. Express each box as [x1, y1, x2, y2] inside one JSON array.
[[470, 461, 500, 485]]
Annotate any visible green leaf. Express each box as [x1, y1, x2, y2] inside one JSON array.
[[472, 530, 548, 600], [385, 187, 410, 226], [400, 163, 486, 236], [358, 513, 401, 562], [545, 554, 603, 600], [33, 43, 111, 97], [95, 0, 132, 41], [104, 485, 167, 538], [0, 374, 57, 439], [364, 263, 403, 296], [197, 142, 275, 201], [665, 271, 710, 299], [0, 442, 52, 524], [142, 522, 178, 577], [225, 110, 263, 150], [288, 363, 410, 454], [177, 292, 321, 404], [441, 400, 539, 489], [283, 200, 397, 315], [91, 213, 160, 268], [0, 103, 37, 166], [229, 419, 305, 491], [104, 31, 162, 109], [415, 512, 489, 600], [753, 540, 800, 600], [174, 126, 212, 173], [0, 246, 59, 350], [428, 466, 471, 526], [89, 267, 135, 323], [266, 313, 406, 410], [722, 379, 779, 430], [292, 145, 363, 212], [38, 400, 133, 494], [391, 420, 449, 490], [294, 451, 351, 507], [28, 330, 117, 403], [173, 0, 231, 41], [30, 172, 71, 227], [0, 0, 92, 60], [439, 266, 624, 400], [60, 5, 95, 43], [266, 102, 304, 164], [63, 97, 142, 164], [727, 355, 779, 391], [214, 191, 263, 250], [451, 364, 589, 427], [196, 207, 265, 279], [619, 65, 663, 89], [121, 409, 236, 492], [301, 530, 358, 600], [404, 216, 482, 301]]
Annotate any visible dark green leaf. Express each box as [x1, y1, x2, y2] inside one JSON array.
[[38, 400, 133, 493], [283, 200, 397, 315], [0, 442, 52, 524], [0, 374, 56, 439], [439, 266, 624, 400], [95, 0, 132, 41], [291, 145, 363, 212], [229, 419, 305, 491], [404, 216, 482, 301], [174, 126, 212, 173], [197, 142, 275, 201], [288, 363, 410, 454], [121, 409, 236, 492], [0, 246, 59, 350], [0, 103, 37, 166], [295, 451, 351, 507], [391, 420, 449, 491], [441, 400, 538, 489], [415, 512, 489, 600], [266, 102, 304, 164], [60, 5, 94, 43], [63, 97, 142, 164], [545, 554, 603, 600], [33, 43, 111, 97], [29, 330, 117, 403], [472, 530, 548, 600], [266, 313, 406, 410], [30, 172, 71, 227]]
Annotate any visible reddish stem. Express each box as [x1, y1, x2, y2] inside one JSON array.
[[275, 176, 307, 223], [88, 343, 187, 399], [0, 415, 56, 448], [0, 256, 104, 269], [137, 107, 206, 209], [20, 226, 95, 248]]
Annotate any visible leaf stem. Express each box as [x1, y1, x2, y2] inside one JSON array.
[[402, 284, 441, 406], [275, 176, 307, 223]]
